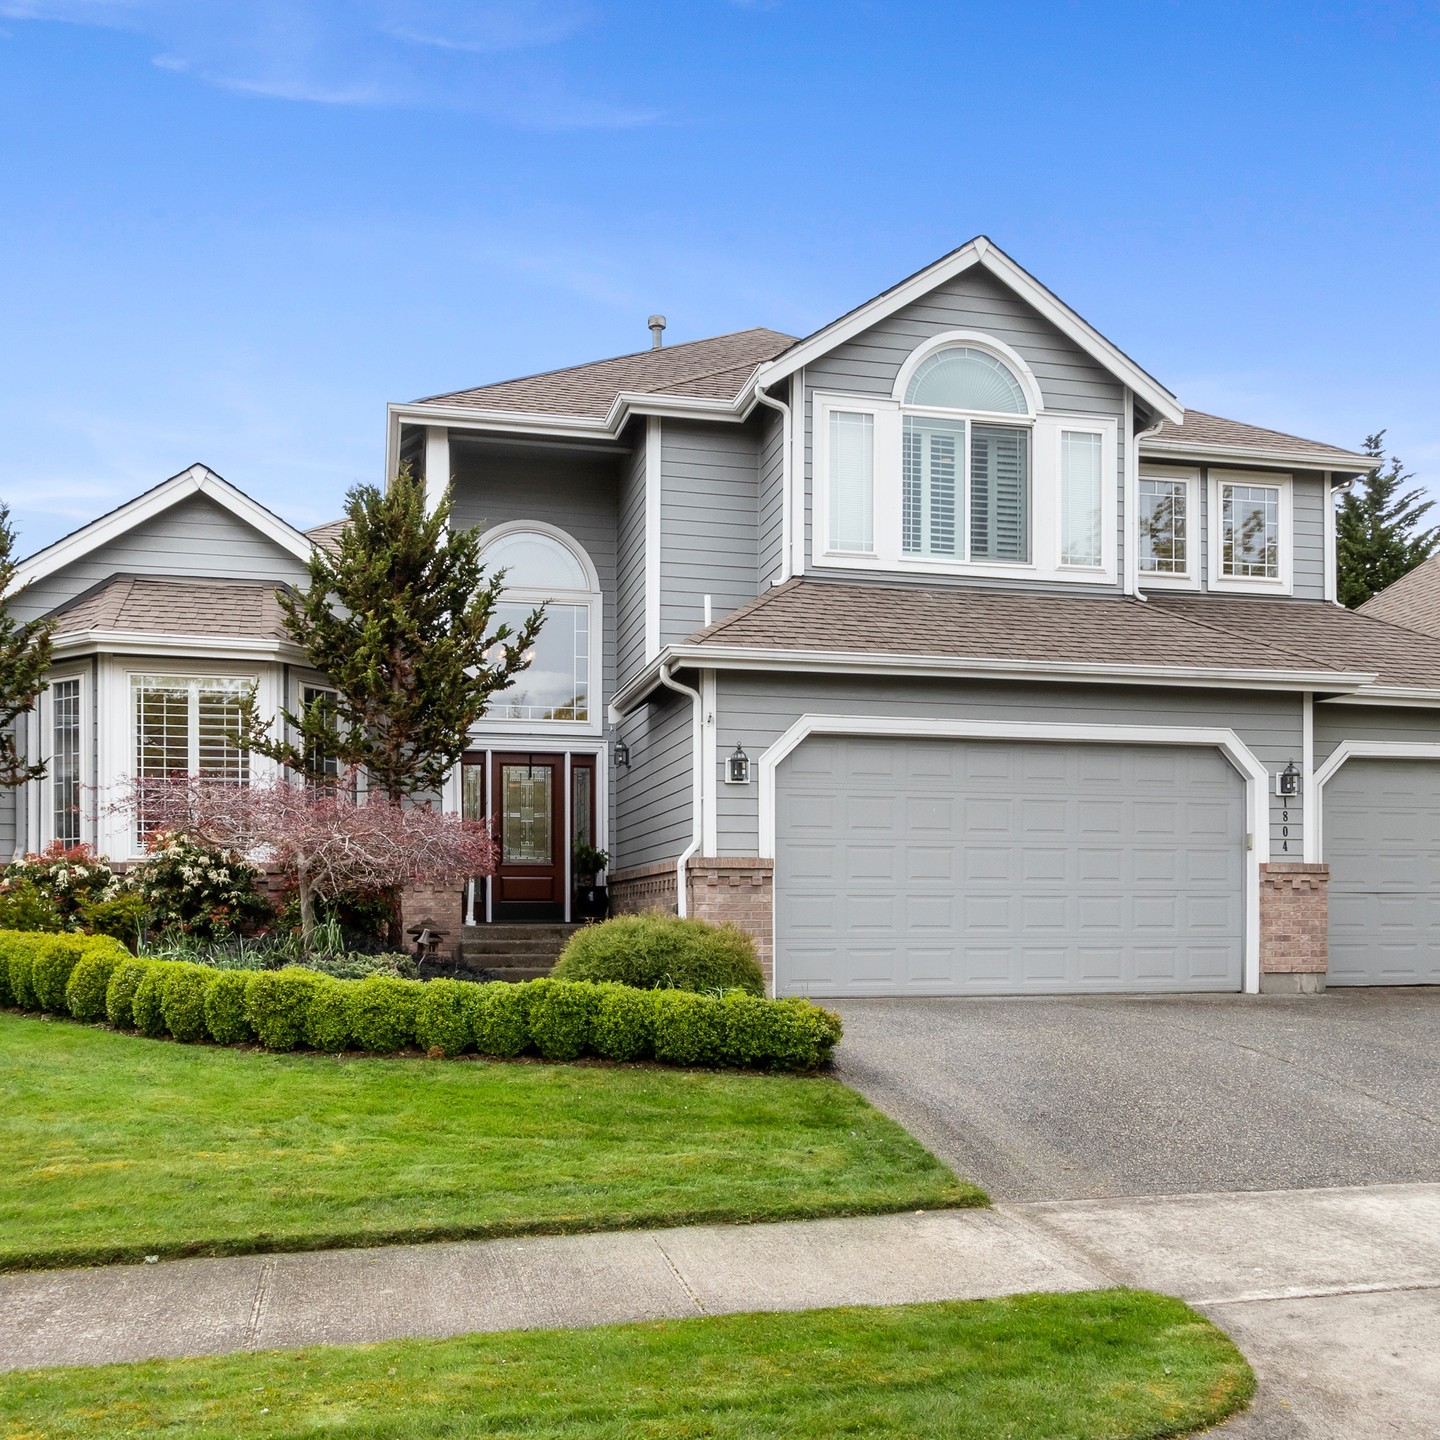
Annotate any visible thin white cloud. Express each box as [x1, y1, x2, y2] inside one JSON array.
[[0, 0, 654, 125]]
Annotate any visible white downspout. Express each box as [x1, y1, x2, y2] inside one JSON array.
[[657, 658, 703, 917], [754, 375, 791, 584], [1125, 389, 1166, 600]]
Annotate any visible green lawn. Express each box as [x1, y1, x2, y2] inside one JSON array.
[[0, 1290, 1254, 1440], [0, 1010, 980, 1270]]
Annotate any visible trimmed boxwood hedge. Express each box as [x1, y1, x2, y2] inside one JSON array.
[[0, 929, 841, 1071], [551, 913, 766, 996]]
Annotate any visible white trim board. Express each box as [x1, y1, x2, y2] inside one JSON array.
[[1311, 740, 1440, 861], [756, 237, 1183, 426], [9, 464, 314, 596], [757, 713, 1268, 995], [644, 417, 662, 662]]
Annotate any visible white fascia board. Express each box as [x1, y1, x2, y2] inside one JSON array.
[[755, 237, 1183, 426], [610, 644, 1374, 713], [10, 465, 313, 596], [50, 631, 306, 663], [1323, 686, 1440, 707], [1141, 439, 1373, 473]]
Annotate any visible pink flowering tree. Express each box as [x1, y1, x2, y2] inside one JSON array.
[[127, 772, 495, 946]]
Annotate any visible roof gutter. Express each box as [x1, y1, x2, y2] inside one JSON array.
[[613, 644, 1376, 715], [1140, 439, 1374, 473], [656, 658, 704, 918]]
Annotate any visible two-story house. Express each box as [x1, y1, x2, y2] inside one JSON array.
[[9, 237, 1440, 997]]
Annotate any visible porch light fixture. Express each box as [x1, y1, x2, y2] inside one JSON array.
[[1275, 760, 1300, 798], [726, 743, 751, 785], [612, 736, 631, 770]]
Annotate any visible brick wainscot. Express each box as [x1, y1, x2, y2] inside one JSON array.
[[1258, 862, 1329, 994], [608, 858, 776, 990]]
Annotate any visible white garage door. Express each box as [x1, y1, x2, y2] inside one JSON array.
[[1325, 758, 1440, 986], [776, 735, 1246, 996]]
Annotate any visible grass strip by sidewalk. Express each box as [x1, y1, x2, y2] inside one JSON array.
[[0, 1010, 980, 1271], [0, 1289, 1254, 1440]]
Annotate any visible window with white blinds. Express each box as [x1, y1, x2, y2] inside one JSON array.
[[1059, 430, 1103, 567], [902, 417, 961, 557], [133, 675, 251, 838], [969, 424, 1029, 562], [827, 409, 874, 553]]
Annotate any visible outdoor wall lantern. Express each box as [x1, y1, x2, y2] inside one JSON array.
[[726, 743, 751, 785], [612, 736, 631, 770], [1275, 760, 1300, 797]]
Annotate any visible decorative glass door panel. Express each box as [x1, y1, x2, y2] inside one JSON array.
[[501, 765, 553, 864]]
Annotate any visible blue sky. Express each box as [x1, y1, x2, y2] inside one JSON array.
[[2, 0, 1438, 554]]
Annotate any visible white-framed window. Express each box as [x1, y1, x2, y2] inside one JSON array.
[[36, 669, 89, 848], [478, 522, 602, 732], [132, 674, 251, 841], [812, 331, 1118, 584], [1137, 467, 1199, 587], [1208, 470, 1292, 592], [299, 682, 341, 781]]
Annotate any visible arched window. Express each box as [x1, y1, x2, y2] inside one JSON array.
[[481, 525, 598, 725], [904, 346, 1029, 414], [898, 341, 1033, 564]]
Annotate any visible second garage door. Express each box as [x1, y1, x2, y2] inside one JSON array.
[[776, 735, 1246, 997], [1325, 758, 1440, 986]]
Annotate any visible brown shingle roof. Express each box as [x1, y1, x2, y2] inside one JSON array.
[[1142, 410, 1372, 470], [1357, 556, 1440, 639], [686, 579, 1346, 676], [410, 328, 797, 418], [305, 519, 348, 553], [50, 577, 291, 643], [683, 578, 1440, 690]]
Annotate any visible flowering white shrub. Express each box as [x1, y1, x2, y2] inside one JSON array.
[[127, 831, 273, 939], [2, 842, 120, 923]]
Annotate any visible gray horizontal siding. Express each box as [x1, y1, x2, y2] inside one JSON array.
[[757, 399, 786, 588], [801, 266, 1127, 593], [713, 672, 1303, 857], [660, 420, 761, 644], [1313, 703, 1440, 768], [614, 687, 692, 869], [617, 423, 648, 687], [10, 495, 311, 623], [0, 753, 15, 858], [1291, 472, 1326, 600], [450, 443, 620, 720]]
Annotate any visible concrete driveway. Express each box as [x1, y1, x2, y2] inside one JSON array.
[[830, 988, 1440, 1202]]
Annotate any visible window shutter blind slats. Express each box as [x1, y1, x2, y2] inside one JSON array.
[[1060, 430, 1103, 567], [828, 409, 874, 553], [970, 424, 1029, 562], [902, 417, 961, 557]]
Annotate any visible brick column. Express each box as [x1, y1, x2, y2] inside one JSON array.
[[607, 857, 776, 992], [1258, 862, 1328, 994], [399, 883, 465, 961]]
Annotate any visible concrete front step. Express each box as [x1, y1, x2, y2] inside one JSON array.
[[455, 922, 586, 980]]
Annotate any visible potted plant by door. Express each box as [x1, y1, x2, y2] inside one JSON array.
[[573, 841, 611, 921]]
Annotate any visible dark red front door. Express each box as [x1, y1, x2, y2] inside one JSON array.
[[491, 753, 564, 919]]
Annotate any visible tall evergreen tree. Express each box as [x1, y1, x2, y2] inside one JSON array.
[[1336, 432, 1440, 608], [0, 504, 55, 789], [240, 465, 542, 801]]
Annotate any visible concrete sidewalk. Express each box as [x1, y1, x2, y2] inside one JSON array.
[[5, 1183, 1440, 1436]]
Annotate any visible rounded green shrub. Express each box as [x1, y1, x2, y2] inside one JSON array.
[[552, 912, 764, 996], [414, 979, 471, 1056], [304, 977, 352, 1053], [246, 968, 320, 1050], [4, 936, 38, 1010], [591, 982, 657, 1062], [131, 963, 174, 1038], [651, 989, 726, 1067], [469, 982, 529, 1057], [65, 946, 127, 1021], [105, 958, 151, 1028], [31, 934, 87, 1012], [527, 980, 599, 1061], [203, 969, 255, 1045], [345, 975, 421, 1053], [160, 963, 211, 1042], [0, 880, 65, 934]]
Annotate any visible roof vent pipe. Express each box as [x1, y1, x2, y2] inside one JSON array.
[[648, 315, 666, 349]]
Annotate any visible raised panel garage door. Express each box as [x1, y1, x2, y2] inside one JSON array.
[[1325, 758, 1440, 986], [775, 736, 1245, 997]]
